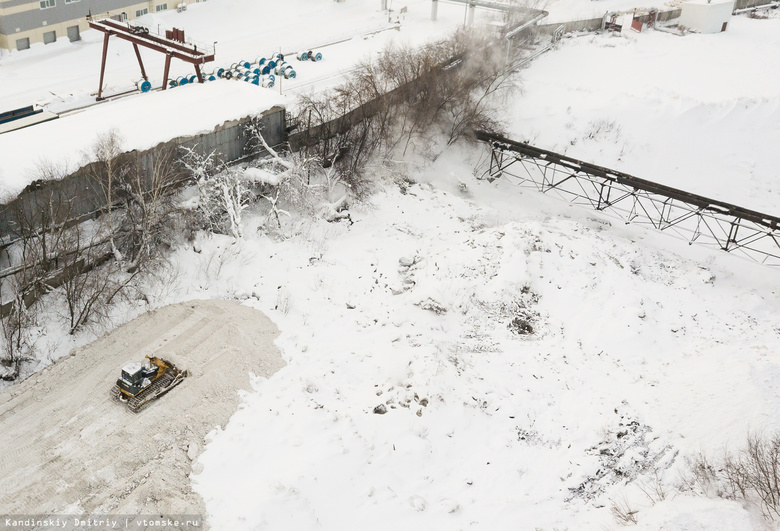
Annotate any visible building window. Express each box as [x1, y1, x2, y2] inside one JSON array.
[[40, 0, 55, 8], [43, 30, 56, 44], [135, 8, 148, 16], [155, 3, 168, 12], [16, 37, 30, 51]]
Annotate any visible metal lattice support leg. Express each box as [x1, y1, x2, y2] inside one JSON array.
[[133, 43, 148, 81], [162, 53, 172, 90], [97, 32, 111, 100]]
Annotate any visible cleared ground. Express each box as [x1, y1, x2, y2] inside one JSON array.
[[0, 299, 284, 518]]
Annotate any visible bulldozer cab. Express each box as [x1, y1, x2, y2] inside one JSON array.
[[121, 362, 146, 386]]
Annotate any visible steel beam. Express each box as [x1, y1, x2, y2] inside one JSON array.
[[97, 31, 111, 100], [133, 43, 148, 81], [477, 130, 780, 266]]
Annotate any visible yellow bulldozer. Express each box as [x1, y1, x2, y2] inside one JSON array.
[[112, 356, 187, 412]]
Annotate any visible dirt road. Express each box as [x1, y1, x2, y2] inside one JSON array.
[[0, 299, 284, 521]]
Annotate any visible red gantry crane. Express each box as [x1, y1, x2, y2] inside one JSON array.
[[87, 13, 215, 100]]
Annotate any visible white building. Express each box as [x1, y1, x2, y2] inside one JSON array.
[[678, 0, 736, 33]]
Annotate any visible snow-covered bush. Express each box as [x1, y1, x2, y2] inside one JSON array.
[[684, 432, 780, 521]]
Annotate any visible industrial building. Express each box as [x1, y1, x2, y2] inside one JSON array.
[[0, 0, 196, 51]]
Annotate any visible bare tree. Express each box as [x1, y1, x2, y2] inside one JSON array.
[[116, 148, 183, 271], [56, 222, 120, 335], [86, 131, 184, 272], [292, 28, 519, 186], [83, 129, 131, 261], [0, 271, 37, 381]]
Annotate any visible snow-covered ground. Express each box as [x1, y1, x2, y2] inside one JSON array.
[[1, 0, 780, 529], [182, 145, 779, 529], [510, 15, 780, 214]]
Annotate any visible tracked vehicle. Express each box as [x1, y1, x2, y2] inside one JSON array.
[[112, 356, 186, 412]]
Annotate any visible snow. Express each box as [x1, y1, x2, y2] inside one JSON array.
[[636, 496, 755, 529], [181, 157, 779, 528], [1, 0, 780, 529], [243, 166, 283, 186], [509, 16, 780, 214], [686, 0, 734, 5], [0, 81, 285, 202]]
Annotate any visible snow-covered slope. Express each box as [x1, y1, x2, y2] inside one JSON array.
[[179, 146, 778, 528]]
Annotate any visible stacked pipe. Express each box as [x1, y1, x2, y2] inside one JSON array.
[[166, 48, 326, 91], [296, 50, 323, 62]]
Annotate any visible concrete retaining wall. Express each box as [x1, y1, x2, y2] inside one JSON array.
[[0, 106, 285, 243]]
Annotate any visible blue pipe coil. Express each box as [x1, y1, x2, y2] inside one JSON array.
[[137, 79, 152, 92]]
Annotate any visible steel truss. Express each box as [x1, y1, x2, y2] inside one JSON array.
[[475, 131, 780, 266]]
